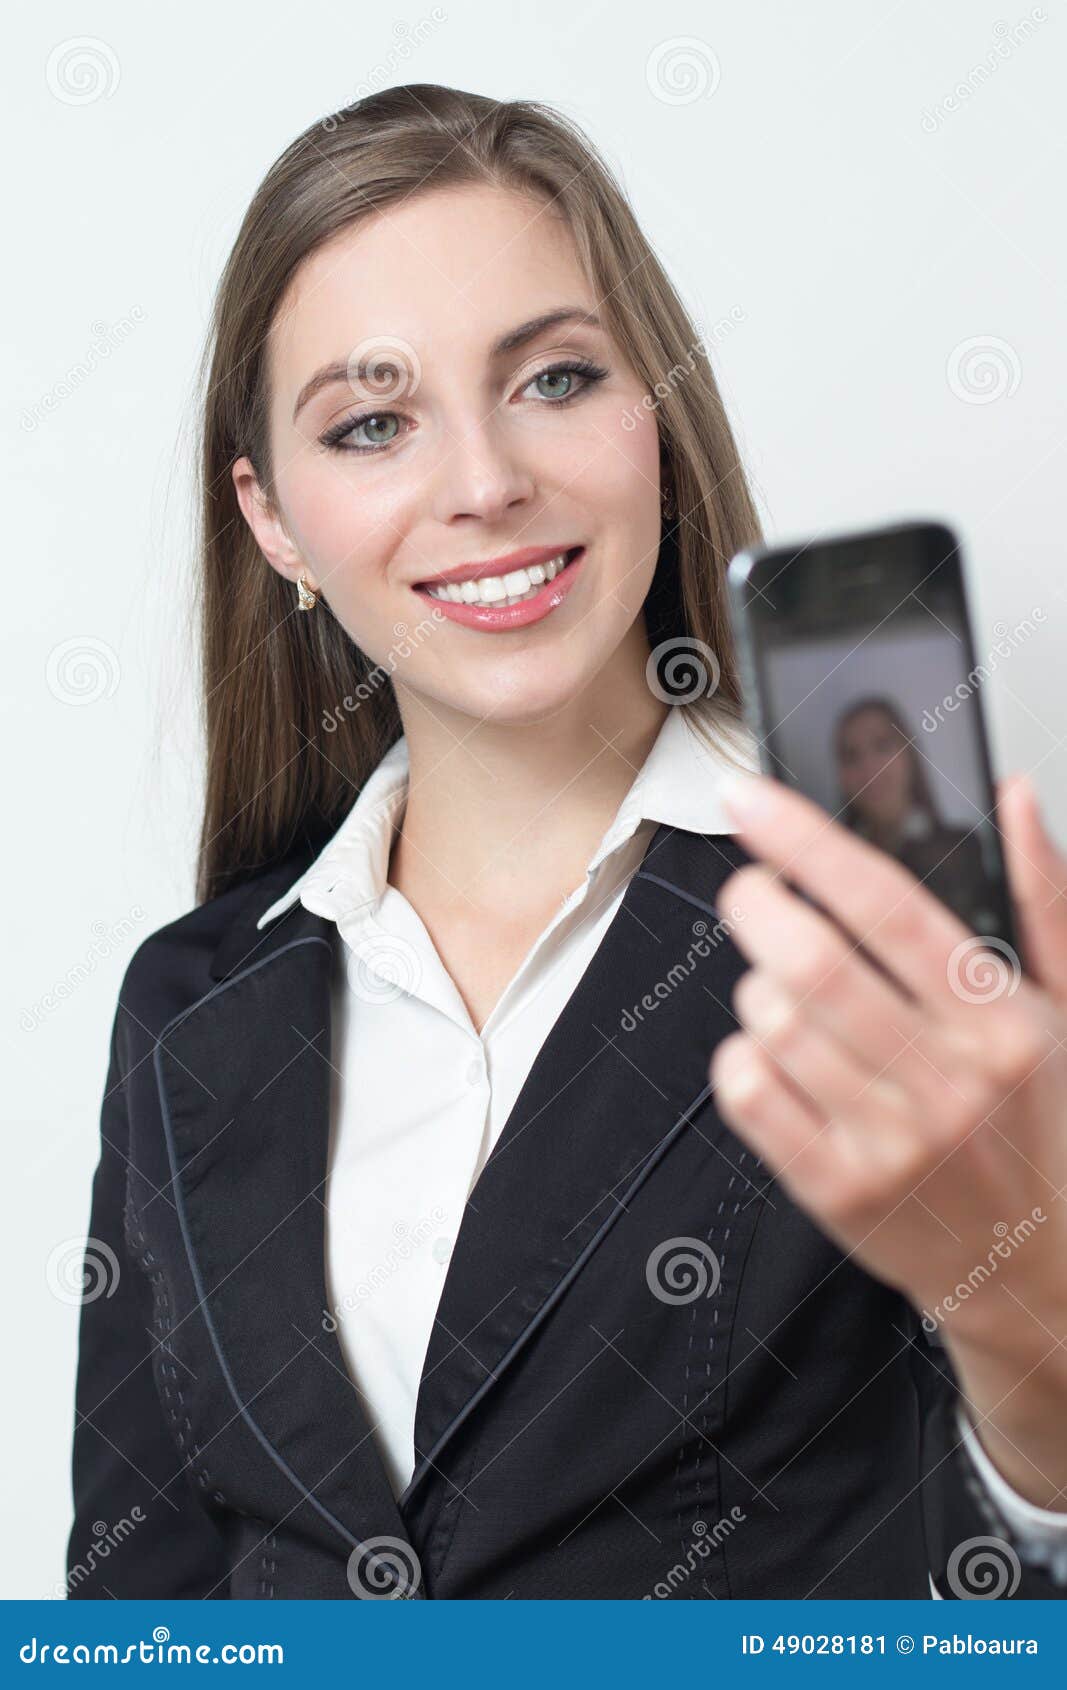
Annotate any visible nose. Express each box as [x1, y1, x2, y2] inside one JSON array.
[[429, 413, 536, 527]]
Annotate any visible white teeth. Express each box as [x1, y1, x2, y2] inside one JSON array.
[[424, 551, 574, 607]]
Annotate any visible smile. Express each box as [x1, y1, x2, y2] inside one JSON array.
[[412, 546, 585, 631]]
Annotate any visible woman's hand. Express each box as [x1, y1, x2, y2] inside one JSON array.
[[709, 769, 1067, 1508]]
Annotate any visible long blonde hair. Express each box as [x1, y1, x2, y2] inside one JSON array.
[[194, 83, 762, 903]]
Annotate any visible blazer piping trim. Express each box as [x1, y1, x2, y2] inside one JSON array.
[[635, 869, 724, 921], [153, 934, 364, 1555], [399, 1079, 715, 1507]]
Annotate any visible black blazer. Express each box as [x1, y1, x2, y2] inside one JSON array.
[[68, 825, 1062, 1600]]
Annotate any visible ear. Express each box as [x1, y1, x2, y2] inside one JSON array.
[[231, 456, 319, 593]]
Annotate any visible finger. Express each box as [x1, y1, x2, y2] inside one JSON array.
[[733, 968, 911, 1120], [720, 772, 973, 1011], [710, 1028, 837, 1183], [997, 773, 1067, 1002], [721, 862, 928, 1074]]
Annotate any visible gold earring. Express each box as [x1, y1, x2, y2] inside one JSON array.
[[296, 570, 320, 612]]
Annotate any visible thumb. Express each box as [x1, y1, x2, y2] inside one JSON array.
[[997, 772, 1067, 1001]]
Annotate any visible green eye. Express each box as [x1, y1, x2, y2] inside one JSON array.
[[354, 414, 399, 446], [534, 369, 575, 400]]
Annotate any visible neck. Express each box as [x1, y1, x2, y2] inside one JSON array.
[[390, 628, 669, 921]]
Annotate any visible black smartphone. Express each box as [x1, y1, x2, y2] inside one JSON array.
[[726, 519, 1021, 963]]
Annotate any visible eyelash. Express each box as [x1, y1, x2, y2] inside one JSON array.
[[319, 357, 610, 455]]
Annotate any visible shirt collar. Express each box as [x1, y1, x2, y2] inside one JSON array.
[[256, 705, 759, 931]]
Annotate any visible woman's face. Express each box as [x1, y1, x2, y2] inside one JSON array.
[[233, 182, 665, 727], [836, 707, 913, 824]]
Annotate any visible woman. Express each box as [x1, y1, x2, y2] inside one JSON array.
[[68, 85, 1067, 1600], [833, 696, 995, 934]]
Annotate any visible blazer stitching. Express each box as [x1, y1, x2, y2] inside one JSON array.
[[701, 1171, 740, 1597], [124, 1190, 228, 1508], [259, 1531, 278, 1600], [152, 940, 386, 1564]]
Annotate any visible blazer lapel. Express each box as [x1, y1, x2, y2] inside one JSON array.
[[155, 824, 758, 1576], [154, 863, 418, 1589], [402, 822, 759, 1507]]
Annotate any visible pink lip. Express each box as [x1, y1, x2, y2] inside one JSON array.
[[413, 543, 581, 589], [414, 547, 585, 631]]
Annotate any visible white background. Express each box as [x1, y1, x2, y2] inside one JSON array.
[[5, 0, 1066, 1596]]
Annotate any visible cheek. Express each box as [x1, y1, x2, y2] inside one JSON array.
[[563, 401, 663, 584], [275, 456, 382, 572]]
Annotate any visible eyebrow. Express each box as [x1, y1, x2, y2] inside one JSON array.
[[291, 307, 604, 422]]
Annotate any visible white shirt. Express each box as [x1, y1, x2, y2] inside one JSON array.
[[256, 702, 1067, 1575]]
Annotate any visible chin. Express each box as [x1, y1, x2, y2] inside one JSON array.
[[443, 667, 594, 728]]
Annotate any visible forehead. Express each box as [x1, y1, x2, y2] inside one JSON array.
[[268, 181, 592, 400]]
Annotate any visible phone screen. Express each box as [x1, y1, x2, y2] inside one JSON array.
[[728, 521, 1018, 953]]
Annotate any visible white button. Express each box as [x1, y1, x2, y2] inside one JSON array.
[[465, 1058, 483, 1086], [431, 1236, 452, 1264]]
